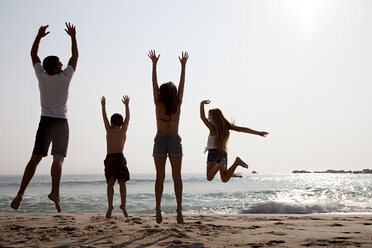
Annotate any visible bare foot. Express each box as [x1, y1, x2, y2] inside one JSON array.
[[10, 195, 22, 210], [106, 206, 114, 219], [177, 209, 184, 224], [156, 209, 163, 224], [48, 193, 61, 213], [234, 157, 248, 169], [120, 205, 128, 218]]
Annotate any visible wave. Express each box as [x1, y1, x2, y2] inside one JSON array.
[[2, 174, 372, 214], [239, 201, 371, 214], [2, 197, 371, 214]]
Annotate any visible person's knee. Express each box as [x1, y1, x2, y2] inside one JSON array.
[[156, 172, 166, 182], [207, 174, 214, 181], [107, 177, 115, 186], [172, 172, 182, 182], [53, 155, 64, 165], [118, 180, 126, 187], [221, 177, 229, 183], [29, 155, 43, 166]]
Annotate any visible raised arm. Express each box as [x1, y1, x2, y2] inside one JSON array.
[[177, 51, 189, 102], [101, 97, 110, 131], [200, 100, 215, 132], [31, 25, 50, 65], [122, 95, 130, 132], [148, 50, 160, 103], [231, 125, 269, 137], [65, 22, 79, 71]]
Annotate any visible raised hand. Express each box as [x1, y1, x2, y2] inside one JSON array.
[[122, 95, 130, 105], [65, 22, 76, 37], [201, 100, 211, 105], [179, 51, 189, 66], [101, 96, 106, 106], [148, 50, 160, 64], [37, 25, 50, 38]]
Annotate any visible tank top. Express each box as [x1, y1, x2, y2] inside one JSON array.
[[204, 135, 217, 152]]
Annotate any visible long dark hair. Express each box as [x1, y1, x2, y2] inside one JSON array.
[[159, 82, 179, 115]]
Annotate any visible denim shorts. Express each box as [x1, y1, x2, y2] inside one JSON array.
[[207, 149, 227, 164], [153, 135, 183, 157]]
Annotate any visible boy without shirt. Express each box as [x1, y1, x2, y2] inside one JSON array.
[[101, 96, 130, 218]]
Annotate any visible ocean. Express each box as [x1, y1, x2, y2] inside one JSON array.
[[1, 173, 371, 214]]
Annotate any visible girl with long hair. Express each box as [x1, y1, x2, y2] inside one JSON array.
[[148, 50, 189, 224], [200, 100, 268, 182]]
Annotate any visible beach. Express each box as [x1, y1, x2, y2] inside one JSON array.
[[1, 213, 371, 247], [2, 174, 372, 247]]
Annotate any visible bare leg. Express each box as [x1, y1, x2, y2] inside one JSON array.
[[118, 180, 128, 218], [48, 155, 64, 213], [206, 162, 220, 181], [154, 156, 167, 224], [218, 158, 227, 179], [11, 155, 43, 210], [169, 156, 184, 224], [220, 157, 248, 183], [106, 177, 115, 218]]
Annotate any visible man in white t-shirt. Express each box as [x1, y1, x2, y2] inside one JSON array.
[[11, 23, 79, 213]]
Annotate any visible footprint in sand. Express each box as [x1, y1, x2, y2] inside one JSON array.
[[266, 231, 287, 236], [84, 225, 95, 231], [273, 221, 286, 225], [9, 225, 24, 231], [267, 240, 285, 246], [247, 225, 261, 229]]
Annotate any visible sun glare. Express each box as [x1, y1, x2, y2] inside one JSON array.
[[287, 0, 328, 37]]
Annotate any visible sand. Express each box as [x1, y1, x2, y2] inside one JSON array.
[[0, 213, 371, 247]]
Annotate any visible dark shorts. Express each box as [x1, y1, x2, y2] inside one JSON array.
[[104, 153, 130, 183], [153, 135, 183, 157], [207, 149, 228, 164], [32, 116, 69, 157]]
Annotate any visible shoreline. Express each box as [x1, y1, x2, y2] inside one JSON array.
[[1, 213, 371, 247]]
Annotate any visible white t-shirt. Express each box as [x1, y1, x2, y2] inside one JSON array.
[[34, 63, 74, 119]]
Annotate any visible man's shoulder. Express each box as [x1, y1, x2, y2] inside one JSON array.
[[33, 62, 44, 75]]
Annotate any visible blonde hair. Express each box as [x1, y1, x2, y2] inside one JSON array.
[[208, 108, 233, 153]]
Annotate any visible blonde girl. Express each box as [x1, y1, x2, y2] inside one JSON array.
[[200, 100, 268, 182]]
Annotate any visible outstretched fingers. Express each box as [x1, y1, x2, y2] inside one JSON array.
[[65, 22, 75, 29], [179, 51, 189, 64], [64, 22, 76, 36], [148, 50, 155, 58], [122, 95, 130, 105], [38, 25, 50, 37], [148, 50, 160, 62]]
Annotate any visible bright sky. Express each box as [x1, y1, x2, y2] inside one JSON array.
[[1, 0, 371, 175]]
